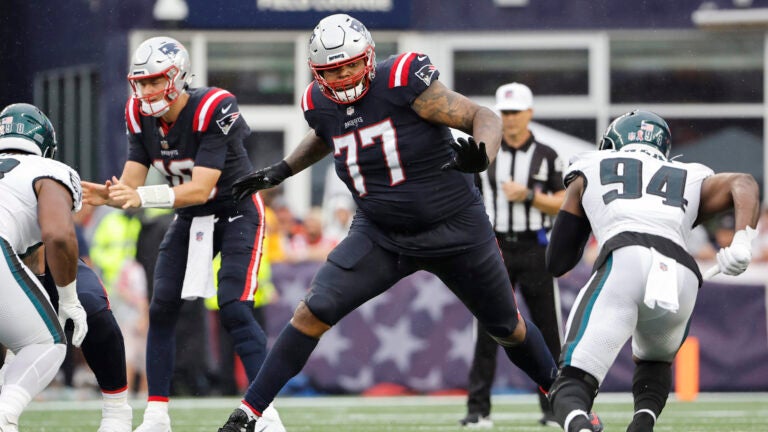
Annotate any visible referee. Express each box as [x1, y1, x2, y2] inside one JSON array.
[[460, 82, 566, 428]]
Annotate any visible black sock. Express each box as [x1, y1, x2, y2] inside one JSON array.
[[632, 361, 671, 419], [549, 367, 599, 429], [243, 323, 319, 413], [81, 309, 128, 392]]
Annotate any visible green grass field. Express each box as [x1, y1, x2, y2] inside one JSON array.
[[21, 392, 768, 431]]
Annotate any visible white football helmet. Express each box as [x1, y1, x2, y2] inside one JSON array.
[[128, 36, 192, 117], [308, 14, 376, 104]]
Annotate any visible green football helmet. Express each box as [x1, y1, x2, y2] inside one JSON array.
[[599, 110, 671, 159], [0, 103, 58, 158]]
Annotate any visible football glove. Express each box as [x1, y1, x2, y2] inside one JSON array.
[[440, 136, 490, 173], [57, 281, 88, 347], [715, 226, 757, 276], [232, 160, 293, 203]]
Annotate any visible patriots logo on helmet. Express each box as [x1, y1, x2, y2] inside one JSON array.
[[348, 19, 365, 34], [159, 42, 182, 58], [216, 112, 240, 135], [415, 64, 437, 87]]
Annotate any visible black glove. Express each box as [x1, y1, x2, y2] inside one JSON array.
[[440, 136, 490, 173], [232, 160, 293, 202]]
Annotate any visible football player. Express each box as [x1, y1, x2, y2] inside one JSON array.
[[219, 13, 595, 432], [545, 110, 760, 432], [81, 37, 284, 432], [0, 103, 88, 431]]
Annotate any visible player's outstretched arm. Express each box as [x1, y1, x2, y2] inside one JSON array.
[[233, 130, 330, 202], [412, 80, 502, 163]]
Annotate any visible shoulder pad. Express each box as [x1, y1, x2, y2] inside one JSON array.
[[301, 82, 316, 112], [125, 97, 142, 134], [388, 52, 432, 88], [193, 88, 234, 132]]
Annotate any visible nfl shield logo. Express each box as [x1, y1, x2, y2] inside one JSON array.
[[195, 231, 204, 242], [659, 262, 668, 271], [346, 106, 355, 116]]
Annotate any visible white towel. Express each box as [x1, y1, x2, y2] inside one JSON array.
[[643, 248, 679, 312], [181, 215, 216, 300]]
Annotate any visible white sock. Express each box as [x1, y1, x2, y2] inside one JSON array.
[[145, 400, 169, 414], [103, 389, 129, 407]]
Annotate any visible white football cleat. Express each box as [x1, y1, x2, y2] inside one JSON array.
[[133, 407, 171, 432], [258, 403, 286, 432], [99, 402, 133, 432]]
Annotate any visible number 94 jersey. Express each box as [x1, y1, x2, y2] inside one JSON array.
[[566, 148, 713, 253]]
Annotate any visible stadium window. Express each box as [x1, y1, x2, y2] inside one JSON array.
[[208, 41, 295, 105], [610, 31, 763, 103], [452, 49, 589, 97]]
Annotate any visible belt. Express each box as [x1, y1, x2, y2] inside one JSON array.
[[496, 231, 539, 243]]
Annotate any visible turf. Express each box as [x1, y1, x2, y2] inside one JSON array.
[[21, 392, 768, 431]]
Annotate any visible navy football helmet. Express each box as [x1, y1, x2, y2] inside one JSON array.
[[0, 103, 57, 158], [599, 110, 671, 159], [308, 14, 376, 104]]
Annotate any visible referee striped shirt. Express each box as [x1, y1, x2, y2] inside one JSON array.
[[479, 134, 565, 234]]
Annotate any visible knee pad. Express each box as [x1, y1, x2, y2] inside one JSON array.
[[303, 292, 339, 326], [219, 301, 266, 356]]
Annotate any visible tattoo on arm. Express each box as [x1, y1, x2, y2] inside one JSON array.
[[412, 81, 476, 132], [285, 132, 332, 173]]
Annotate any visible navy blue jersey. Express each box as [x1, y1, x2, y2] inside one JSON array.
[[126, 87, 253, 217], [302, 53, 482, 237]]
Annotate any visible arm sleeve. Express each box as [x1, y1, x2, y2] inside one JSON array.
[[546, 210, 592, 277]]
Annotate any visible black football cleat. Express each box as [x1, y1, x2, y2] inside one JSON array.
[[589, 411, 604, 432], [218, 408, 255, 432]]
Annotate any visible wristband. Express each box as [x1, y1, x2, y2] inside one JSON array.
[[56, 280, 78, 303], [137, 184, 175, 208], [524, 189, 535, 204]]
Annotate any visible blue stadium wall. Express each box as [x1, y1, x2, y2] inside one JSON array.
[[0, 0, 759, 177]]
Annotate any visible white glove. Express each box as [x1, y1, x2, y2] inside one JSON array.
[[715, 226, 758, 276], [57, 281, 88, 347]]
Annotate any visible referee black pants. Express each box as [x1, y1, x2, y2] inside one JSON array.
[[466, 234, 562, 417]]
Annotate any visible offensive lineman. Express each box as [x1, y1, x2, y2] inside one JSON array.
[[81, 37, 284, 432], [545, 110, 760, 432], [219, 13, 602, 432], [0, 103, 88, 431]]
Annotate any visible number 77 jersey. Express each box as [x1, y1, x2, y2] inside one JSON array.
[[566, 148, 714, 253], [301, 52, 478, 233]]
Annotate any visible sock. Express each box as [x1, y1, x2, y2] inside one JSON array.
[[103, 388, 129, 407], [243, 324, 319, 412], [501, 319, 557, 389], [0, 343, 65, 423], [82, 309, 128, 392], [220, 301, 267, 382], [632, 361, 671, 420], [549, 367, 599, 428], [145, 400, 169, 415], [146, 299, 181, 398]]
